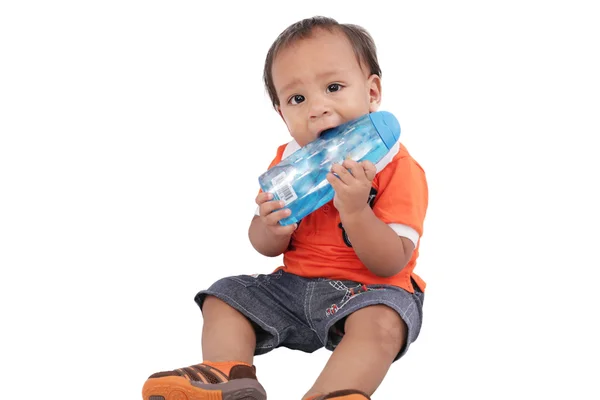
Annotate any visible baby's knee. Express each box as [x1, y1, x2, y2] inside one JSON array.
[[346, 305, 407, 355]]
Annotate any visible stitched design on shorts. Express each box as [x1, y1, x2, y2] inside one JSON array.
[[325, 281, 381, 317]]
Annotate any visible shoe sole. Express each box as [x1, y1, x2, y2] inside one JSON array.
[[142, 376, 267, 400]]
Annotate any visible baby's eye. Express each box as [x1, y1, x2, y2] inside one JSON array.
[[289, 94, 305, 105], [327, 83, 343, 93]]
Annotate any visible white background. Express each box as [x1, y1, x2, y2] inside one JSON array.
[[1, 1, 599, 399]]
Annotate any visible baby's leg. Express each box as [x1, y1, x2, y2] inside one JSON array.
[[303, 305, 406, 399], [201, 295, 256, 364], [141, 297, 264, 400], [142, 274, 281, 400]]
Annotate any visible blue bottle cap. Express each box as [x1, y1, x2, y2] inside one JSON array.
[[369, 111, 401, 149]]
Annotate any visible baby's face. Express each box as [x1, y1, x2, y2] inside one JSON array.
[[272, 29, 381, 147]]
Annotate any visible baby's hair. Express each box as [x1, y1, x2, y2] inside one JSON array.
[[263, 16, 381, 109]]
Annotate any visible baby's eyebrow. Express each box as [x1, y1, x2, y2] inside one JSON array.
[[278, 69, 349, 96], [316, 69, 348, 80], [279, 79, 303, 96]]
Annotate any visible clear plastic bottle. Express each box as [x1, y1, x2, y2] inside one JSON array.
[[258, 111, 400, 226]]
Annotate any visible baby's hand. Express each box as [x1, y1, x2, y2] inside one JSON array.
[[327, 159, 377, 217], [255, 192, 298, 237]]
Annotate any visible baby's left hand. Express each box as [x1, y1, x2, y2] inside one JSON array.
[[327, 159, 377, 217]]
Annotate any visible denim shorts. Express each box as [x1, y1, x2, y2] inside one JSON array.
[[195, 270, 424, 361]]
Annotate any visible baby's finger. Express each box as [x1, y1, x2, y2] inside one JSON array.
[[255, 191, 273, 205], [361, 160, 377, 181], [259, 199, 285, 217], [264, 207, 291, 225], [342, 158, 367, 180], [277, 222, 298, 236], [330, 163, 353, 184]]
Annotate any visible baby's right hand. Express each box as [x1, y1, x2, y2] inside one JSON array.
[[255, 192, 298, 237]]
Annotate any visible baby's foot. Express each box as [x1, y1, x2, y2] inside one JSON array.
[[142, 362, 266, 400]]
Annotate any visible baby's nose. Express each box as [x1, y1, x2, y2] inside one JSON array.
[[308, 96, 331, 119]]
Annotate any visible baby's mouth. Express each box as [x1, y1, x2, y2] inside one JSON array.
[[317, 126, 336, 138]]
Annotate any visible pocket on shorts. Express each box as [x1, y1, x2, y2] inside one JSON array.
[[227, 275, 260, 288]]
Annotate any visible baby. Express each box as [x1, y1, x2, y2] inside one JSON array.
[[142, 15, 428, 400]]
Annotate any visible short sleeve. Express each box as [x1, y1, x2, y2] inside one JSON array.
[[372, 153, 428, 238]]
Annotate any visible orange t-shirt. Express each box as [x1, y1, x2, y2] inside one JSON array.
[[260, 141, 428, 293]]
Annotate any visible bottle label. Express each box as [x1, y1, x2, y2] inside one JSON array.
[[272, 172, 298, 205]]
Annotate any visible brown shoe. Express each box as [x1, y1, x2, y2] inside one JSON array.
[[312, 390, 371, 399], [142, 363, 266, 400]]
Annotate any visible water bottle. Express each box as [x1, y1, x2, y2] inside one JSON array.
[[258, 111, 400, 226]]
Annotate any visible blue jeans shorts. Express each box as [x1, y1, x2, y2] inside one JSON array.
[[195, 270, 424, 361]]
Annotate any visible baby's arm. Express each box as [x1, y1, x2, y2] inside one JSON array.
[[332, 154, 427, 277], [341, 207, 414, 277]]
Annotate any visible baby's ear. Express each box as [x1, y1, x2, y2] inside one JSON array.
[[367, 74, 382, 111]]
